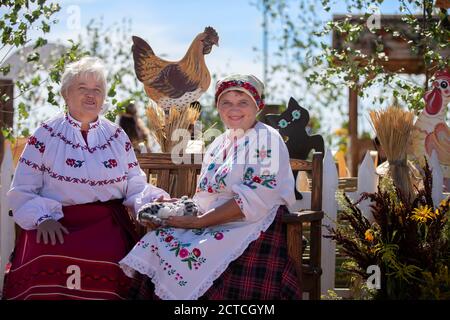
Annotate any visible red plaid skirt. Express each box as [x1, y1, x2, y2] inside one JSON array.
[[2, 199, 138, 300], [129, 206, 301, 300]]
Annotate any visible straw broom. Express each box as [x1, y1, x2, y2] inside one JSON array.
[[146, 103, 166, 148], [369, 106, 415, 202], [146, 103, 201, 153], [146, 102, 201, 195]]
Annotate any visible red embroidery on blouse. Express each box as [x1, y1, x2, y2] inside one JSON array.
[[41, 123, 123, 153], [36, 214, 53, 226], [27, 135, 45, 153], [66, 158, 85, 168], [89, 120, 100, 130], [65, 114, 100, 130], [65, 114, 81, 129], [18, 157, 46, 172], [19, 157, 127, 186], [102, 159, 118, 169], [128, 161, 138, 169]]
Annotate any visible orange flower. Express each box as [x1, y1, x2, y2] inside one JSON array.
[[365, 229, 374, 242]]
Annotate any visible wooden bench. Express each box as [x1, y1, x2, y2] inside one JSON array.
[[136, 151, 324, 300]]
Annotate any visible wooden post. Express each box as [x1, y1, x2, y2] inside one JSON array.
[[348, 86, 359, 177], [287, 223, 303, 298], [309, 152, 323, 299], [311, 152, 323, 212], [0, 79, 14, 167]]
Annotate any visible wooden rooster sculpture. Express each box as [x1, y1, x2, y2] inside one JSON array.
[[132, 27, 219, 111], [408, 69, 450, 190]]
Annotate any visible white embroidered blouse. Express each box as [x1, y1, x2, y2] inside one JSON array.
[[119, 121, 297, 299], [193, 121, 296, 222], [7, 112, 169, 230]]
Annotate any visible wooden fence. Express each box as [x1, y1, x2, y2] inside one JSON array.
[[0, 146, 447, 298]]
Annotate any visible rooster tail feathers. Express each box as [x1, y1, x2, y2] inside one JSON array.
[[132, 36, 155, 82]]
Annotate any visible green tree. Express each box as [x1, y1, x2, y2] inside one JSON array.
[[0, 9, 147, 142], [254, 0, 449, 154], [257, 0, 449, 114], [0, 0, 84, 140], [0, 0, 86, 167]]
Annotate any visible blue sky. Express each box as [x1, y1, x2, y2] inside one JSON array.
[[48, 0, 404, 82], [48, 0, 266, 77], [4, 0, 422, 139]]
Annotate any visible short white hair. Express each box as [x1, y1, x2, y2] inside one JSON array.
[[60, 56, 107, 98]]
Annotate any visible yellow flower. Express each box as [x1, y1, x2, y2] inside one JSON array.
[[334, 128, 348, 136], [365, 229, 374, 242], [439, 199, 449, 209], [410, 205, 439, 223]]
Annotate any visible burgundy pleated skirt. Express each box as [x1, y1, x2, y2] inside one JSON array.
[[2, 199, 138, 300]]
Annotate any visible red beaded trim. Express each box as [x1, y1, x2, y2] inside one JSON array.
[[215, 80, 265, 110]]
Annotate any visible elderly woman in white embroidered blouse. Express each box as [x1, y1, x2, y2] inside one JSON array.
[[3, 57, 169, 300], [120, 74, 301, 300]]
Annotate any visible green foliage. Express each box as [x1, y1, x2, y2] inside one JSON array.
[[0, 0, 65, 137], [321, 289, 344, 300], [1, 126, 14, 141], [420, 265, 450, 299], [10, 39, 85, 136], [104, 98, 134, 122], [0, 4, 149, 137], [0, 1, 224, 139], [328, 162, 450, 299], [256, 0, 450, 130]]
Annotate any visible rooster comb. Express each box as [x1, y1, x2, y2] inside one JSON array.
[[434, 69, 450, 80], [204, 26, 218, 39]]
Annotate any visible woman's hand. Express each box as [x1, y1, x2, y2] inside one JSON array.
[[165, 215, 203, 229], [155, 195, 178, 203], [36, 219, 69, 245], [138, 218, 162, 231], [165, 200, 245, 229]]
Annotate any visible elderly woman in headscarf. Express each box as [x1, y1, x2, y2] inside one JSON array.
[[3, 57, 170, 300], [120, 74, 301, 300]]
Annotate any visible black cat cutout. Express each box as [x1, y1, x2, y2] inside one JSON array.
[[265, 97, 324, 200]]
